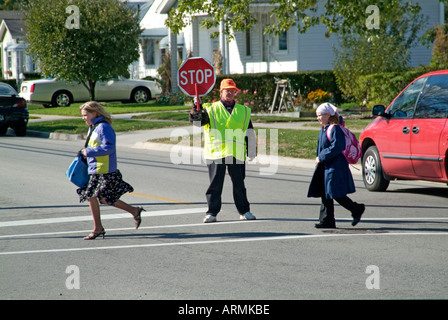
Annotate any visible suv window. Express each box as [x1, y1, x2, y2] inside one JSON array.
[[388, 77, 427, 119], [414, 75, 448, 119]]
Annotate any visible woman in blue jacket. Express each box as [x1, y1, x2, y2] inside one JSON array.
[[307, 103, 365, 228], [78, 101, 144, 239]]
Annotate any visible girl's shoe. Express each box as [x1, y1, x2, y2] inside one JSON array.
[[134, 207, 145, 229], [84, 228, 105, 240]]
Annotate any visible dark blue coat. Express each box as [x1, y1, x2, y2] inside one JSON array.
[[307, 123, 356, 199]]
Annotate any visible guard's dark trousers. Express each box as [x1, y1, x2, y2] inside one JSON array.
[[206, 157, 250, 216]]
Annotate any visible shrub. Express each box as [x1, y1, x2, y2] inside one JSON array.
[[356, 66, 432, 108], [202, 71, 343, 112], [155, 92, 188, 105], [430, 25, 448, 70]]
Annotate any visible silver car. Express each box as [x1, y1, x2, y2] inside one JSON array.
[[20, 76, 162, 107]]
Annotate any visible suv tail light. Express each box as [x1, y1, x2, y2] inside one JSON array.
[[30, 84, 35, 93], [14, 98, 27, 108]]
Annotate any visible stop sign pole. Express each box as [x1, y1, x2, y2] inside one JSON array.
[[178, 57, 216, 111]]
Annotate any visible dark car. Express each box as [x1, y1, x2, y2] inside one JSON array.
[[0, 82, 29, 136], [359, 70, 448, 191]]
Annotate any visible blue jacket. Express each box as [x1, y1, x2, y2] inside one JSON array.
[[307, 123, 355, 199], [85, 117, 117, 174]]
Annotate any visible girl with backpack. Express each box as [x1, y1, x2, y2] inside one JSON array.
[[307, 103, 365, 228]]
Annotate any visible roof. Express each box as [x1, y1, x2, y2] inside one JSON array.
[[125, 1, 154, 23], [0, 11, 25, 38]]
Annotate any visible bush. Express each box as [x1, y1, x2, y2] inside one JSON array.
[[201, 71, 343, 112], [356, 66, 432, 108], [155, 92, 188, 105], [430, 25, 448, 70]]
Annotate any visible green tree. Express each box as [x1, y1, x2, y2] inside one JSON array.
[[330, 0, 427, 103], [23, 0, 142, 101], [0, 0, 20, 10], [165, 0, 320, 39], [164, 0, 433, 38], [430, 25, 448, 70]]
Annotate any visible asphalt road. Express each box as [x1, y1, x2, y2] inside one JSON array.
[[1, 134, 447, 303]]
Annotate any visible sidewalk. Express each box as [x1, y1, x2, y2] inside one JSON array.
[[26, 113, 361, 173]]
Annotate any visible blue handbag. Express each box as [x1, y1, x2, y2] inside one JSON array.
[[66, 156, 89, 188]]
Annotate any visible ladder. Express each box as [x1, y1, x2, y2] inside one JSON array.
[[270, 79, 294, 113]]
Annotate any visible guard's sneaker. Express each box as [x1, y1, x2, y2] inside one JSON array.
[[203, 214, 217, 223], [240, 212, 256, 220]]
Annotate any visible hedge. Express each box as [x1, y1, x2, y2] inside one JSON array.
[[202, 70, 343, 112], [356, 66, 434, 108]]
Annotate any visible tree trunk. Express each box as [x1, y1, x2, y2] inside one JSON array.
[[88, 80, 97, 101], [80, 80, 97, 101]]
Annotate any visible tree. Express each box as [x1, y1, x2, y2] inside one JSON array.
[[332, 0, 428, 103], [23, 0, 142, 101], [0, 0, 21, 10], [164, 0, 433, 38], [430, 25, 448, 70], [165, 0, 319, 39]]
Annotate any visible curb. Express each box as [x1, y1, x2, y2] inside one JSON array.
[[26, 130, 83, 141], [25, 129, 361, 174]]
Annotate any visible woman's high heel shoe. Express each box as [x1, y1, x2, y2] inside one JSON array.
[[134, 207, 145, 229], [84, 228, 105, 240]]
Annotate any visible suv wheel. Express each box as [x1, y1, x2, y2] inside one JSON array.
[[362, 146, 390, 191]]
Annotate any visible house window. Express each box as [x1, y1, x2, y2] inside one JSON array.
[[144, 40, 155, 65], [7, 51, 12, 70], [245, 30, 251, 57], [279, 31, 287, 51]]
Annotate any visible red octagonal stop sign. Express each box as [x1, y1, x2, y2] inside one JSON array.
[[177, 57, 216, 97]]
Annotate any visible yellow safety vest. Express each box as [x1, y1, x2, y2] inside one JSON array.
[[204, 101, 251, 161]]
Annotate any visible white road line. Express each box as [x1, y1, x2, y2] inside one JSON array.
[[0, 220, 267, 239], [0, 207, 207, 227], [1, 232, 447, 256]]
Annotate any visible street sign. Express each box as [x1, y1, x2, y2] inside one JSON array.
[[178, 57, 216, 110]]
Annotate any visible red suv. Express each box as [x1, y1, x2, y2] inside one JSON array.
[[359, 70, 448, 191]]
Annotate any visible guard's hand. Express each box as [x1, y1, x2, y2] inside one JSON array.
[[193, 97, 202, 106]]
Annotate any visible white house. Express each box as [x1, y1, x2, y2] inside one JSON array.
[[151, 0, 444, 76], [129, 0, 185, 79], [0, 11, 35, 85]]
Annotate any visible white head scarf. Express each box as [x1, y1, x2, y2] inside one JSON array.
[[316, 103, 338, 116]]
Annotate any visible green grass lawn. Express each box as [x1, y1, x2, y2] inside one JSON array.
[[27, 101, 369, 159], [28, 100, 190, 117], [27, 119, 188, 134], [151, 128, 322, 159]]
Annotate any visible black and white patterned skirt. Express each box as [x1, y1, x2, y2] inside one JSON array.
[[77, 170, 134, 205]]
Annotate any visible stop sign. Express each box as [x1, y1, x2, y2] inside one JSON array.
[[177, 57, 216, 97]]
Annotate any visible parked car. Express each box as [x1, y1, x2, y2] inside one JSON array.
[[20, 76, 162, 107], [359, 70, 448, 191], [0, 82, 28, 136]]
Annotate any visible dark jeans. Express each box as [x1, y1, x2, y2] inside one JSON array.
[[206, 158, 250, 216]]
